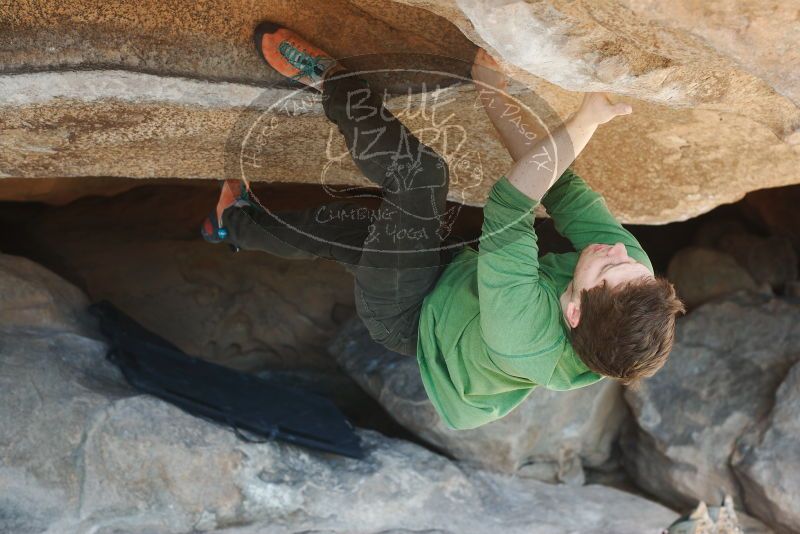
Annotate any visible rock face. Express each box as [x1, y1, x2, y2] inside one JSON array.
[[622, 291, 800, 531], [0, 253, 92, 333], [717, 233, 798, 289], [329, 317, 627, 480], [0, 176, 176, 205], [733, 361, 800, 533], [744, 185, 800, 252], [1, 0, 800, 222], [675, 218, 799, 302], [4, 183, 357, 372], [667, 247, 760, 309], [0, 253, 680, 533]]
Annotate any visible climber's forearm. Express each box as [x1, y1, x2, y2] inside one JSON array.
[[478, 86, 549, 162], [505, 111, 598, 201], [472, 50, 630, 201]]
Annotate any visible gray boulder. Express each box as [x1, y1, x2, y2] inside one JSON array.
[[0, 253, 92, 333], [622, 292, 800, 530], [0, 257, 681, 534], [667, 247, 761, 309], [16, 185, 359, 372], [733, 361, 800, 533], [328, 317, 628, 481], [717, 233, 798, 289]]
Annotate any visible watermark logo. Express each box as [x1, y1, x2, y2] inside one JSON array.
[[223, 53, 567, 270]]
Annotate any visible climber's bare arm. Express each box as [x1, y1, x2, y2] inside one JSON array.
[[471, 49, 633, 201], [471, 49, 546, 161]]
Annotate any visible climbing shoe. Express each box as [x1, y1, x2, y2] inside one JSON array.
[[253, 21, 342, 90], [200, 180, 252, 248]]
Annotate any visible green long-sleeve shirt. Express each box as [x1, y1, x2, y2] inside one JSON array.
[[416, 168, 654, 430]]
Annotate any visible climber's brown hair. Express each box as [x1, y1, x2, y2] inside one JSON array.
[[570, 276, 686, 386]]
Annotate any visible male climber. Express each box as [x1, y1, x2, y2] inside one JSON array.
[[201, 24, 685, 430]]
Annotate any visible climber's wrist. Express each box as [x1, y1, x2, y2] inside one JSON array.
[[569, 106, 601, 130]]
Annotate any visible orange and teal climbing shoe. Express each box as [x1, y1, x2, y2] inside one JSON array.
[[253, 21, 342, 90], [200, 179, 252, 246]]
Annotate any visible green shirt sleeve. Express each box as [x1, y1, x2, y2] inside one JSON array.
[[541, 168, 653, 273], [477, 176, 565, 381]]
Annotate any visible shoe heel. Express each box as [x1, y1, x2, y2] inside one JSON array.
[[201, 212, 230, 244]]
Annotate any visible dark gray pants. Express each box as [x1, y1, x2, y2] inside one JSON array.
[[222, 73, 461, 357]]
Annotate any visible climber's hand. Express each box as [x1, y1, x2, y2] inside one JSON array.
[[471, 48, 508, 90], [577, 92, 633, 125]]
